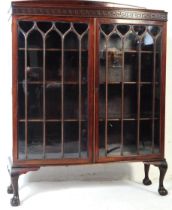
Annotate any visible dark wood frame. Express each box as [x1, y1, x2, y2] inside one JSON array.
[[8, 0, 168, 206]]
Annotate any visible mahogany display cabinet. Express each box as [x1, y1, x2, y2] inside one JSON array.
[[8, 0, 168, 206]]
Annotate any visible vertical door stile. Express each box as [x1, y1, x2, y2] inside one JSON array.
[[42, 30, 46, 159], [152, 36, 156, 153], [24, 31, 28, 160], [105, 36, 108, 157], [61, 34, 64, 158], [121, 34, 124, 156], [78, 34, 82, 158], [137, 33, 141, 155]]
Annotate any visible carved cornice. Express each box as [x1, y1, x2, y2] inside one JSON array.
[[12, 6, 167, 21]]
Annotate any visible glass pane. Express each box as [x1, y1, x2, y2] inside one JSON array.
[[99, 121, 105, 157], [99, 85, 105, 119], [124, 53, 138, 82], [156, 52, 161, 82], [27, 30, 43, 49], [74, 23, 88, 35], [123, 121, 137, 155], [108, 51, 122, 83], [139, 120, 152, 154], [155, 84, 160, 118], [117, 25, 130, 35], [46, 85, 61, 119], [141, 54, 153, 82], [64, 51, 79, 82], [18, 50, 25, 82], [28, 122, 43, 159], [81, 121, 88, 158], [140, 86, 152, 118], [18, 122, 25, 160], [133, 26, 146, 36], [45, 51, 61, 81], [101, 24, 114, 35], [82, 51, 88, 83], [28, 84, 43, 119], [154, 120, 160, 153], [107, 121, 121, 156], [46, 30, 61, 49], [37, 22, 52, 33], [108, 84, 121, 119], [64, 31, 79, 49], [64, 122, 79, 158], [141, 33, 154, 51], [55, 22, 70, 34], [64, 85, 79, 119], [18, 31, 25, 48], [148, 26, 161, 37], [82, 33, 88, 50], [81, 85, 88, 119], [27, 51, 43, 81], [108, 33, 122, 50], [19, 21, 34, 33], [124, 32, 139, 50], [124, 85, 137, 119], [46, 122, 61, 159], [18, 84, 25, 119]]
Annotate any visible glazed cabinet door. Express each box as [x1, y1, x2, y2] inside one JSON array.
[[14, 17, 94, 163], [95, 19, 165, 161]]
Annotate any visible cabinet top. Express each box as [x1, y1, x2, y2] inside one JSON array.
[[11, 0, 167, 21]]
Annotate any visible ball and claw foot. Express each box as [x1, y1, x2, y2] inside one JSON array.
[[7, 185, 13, 194], [143, 178, 152, 186], [158, 187, 168, 196], [10, 195, 20, 207]]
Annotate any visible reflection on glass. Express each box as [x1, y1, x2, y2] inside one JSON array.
[[18, 84, 25, 119], [64, 51, 79, 82], [27, 30, 43, 49], [46, 31, 61, 49], [154, 120, 160, 153], [124, 53, 138, 82], [28, 85, 43, 119], [99, 121, 105, 157], [124, 32, 138, 50], [107, 121, 121, 156], [46, 122, 61, 159], [28, 122, 43, 159], [139, 120, 152, 154], [141, 54, 153, 82], [64, 122, 79, 158], [140, 86, 152, 118], [123, 121, 137, 155], [81, 121, 88, 158], [108, 51, 122, 82], [46, 51, 61, 81], [108, 85, 121, 118], [64, 85, 79, 119], [108, 34, 122, 50], [46, 85, 61, 119], [18, 50, 25, 81], [18, 122, 25, 160], [124, 85, 137, 119], [141, 33, 154, 51]]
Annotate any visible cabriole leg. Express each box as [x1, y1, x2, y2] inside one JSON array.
[[143, 164, 152, 185]]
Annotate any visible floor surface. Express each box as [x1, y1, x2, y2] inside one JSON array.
[[1, 179, 172, 210]]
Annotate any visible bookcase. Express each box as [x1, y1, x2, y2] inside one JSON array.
[[8, 0, 168, 206]]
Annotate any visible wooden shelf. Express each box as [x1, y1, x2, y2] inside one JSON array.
[[18, 48, 88, 52]]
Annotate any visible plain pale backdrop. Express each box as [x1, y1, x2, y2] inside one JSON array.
[[0, 0, 172, 186]]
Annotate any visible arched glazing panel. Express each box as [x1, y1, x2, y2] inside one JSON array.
[[117, 25, 130, 35], [101, 24, 114, 35], [55, 22, 70, 34], [124, 32, 138, 50], [19, 21, 34, 33], [108, 33, 122, 50], [37, 22, 52, 33], [141, 32, 154, 51]]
